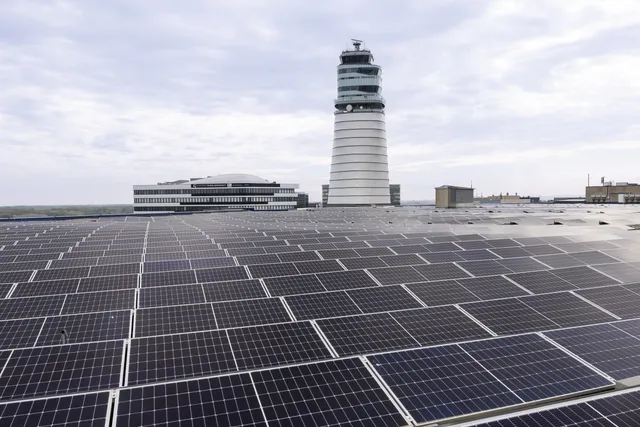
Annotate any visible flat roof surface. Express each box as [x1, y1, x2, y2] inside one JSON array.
[[0, 205, 639, 426]]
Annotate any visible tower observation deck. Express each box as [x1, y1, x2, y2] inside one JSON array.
[[326, 39, 391, 206]]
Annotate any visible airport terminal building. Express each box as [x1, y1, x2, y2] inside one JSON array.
[[133, 174, 299, 213]]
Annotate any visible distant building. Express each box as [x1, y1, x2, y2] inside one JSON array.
[[586, 182, 640, 204], [435, 185, 474, 208], [133, 174, 299, 213], [296, 193, 309, 209], [474, 193, 540, 204], [323, 184, 400, 206], [390, 184, 401, 206]]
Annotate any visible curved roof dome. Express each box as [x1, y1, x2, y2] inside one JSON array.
[[192, 174, 272, 185]]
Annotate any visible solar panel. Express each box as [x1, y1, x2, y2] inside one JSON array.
[[368, 266, 425, 285], [317, 248, 359, 259], [407, 280, 480, 306], [457, 275, 529, 300], [379, 254, 426, 267], [457, 260, 512, 277], [391, 305, 491, 346], [469, 402, 613, 427], [235, 254, 281, 266], [0, 260, 48, 272], [140, 270, 197, 288], [611, 318, 640, 337], [368, 345, 522, 423], [227, 321, 333, 369], [247, 262, 299, 278], [535, 254, 585, 269], [462, 334, 613, 401], [0, 295, 66, 320], [576, 286, 640, 319], [506, 270, 577, 294], [128, 330, 236, 385], [461, 298, 558, 334], [36, 311, 131, 346], [195, 266, 249, 283], [226, 247, 266, 256], [34, 267, 90, 281], [89, 262, 140, 277], [202, 279, 267, 302], [419, 251, 464, 263], [588, 389, 640, 426], [552, 266, 621, 288], [135, 303, 216, 338], [143, 259, 191, 273], [521, 244, 564, 256], [12, 279, 80, 298], [0, 318, 44, 350], [414, 263, 472, 281], [294, 259, 344, 274], [0, 392, 111, 427], [388, 244, 427, 255], [317, 312, 419, 356], [62, 289, 135, 315], [212, 298, 292, 328], [457, 249, 500, 261], [263, 274, 326, 296], [77, 274, 138, 293], [189, 256, 236, 269], [116, 374, 267, 427], [355, 247, 395, 257], [285, 291, 363, 320], [251, 358, 407, 427], [496, 257, 548, 273], [139, 284, 205, 308], [569, 251, 620, 265], [490, 247, 533, 258], [545, 323, 640, 380], [0, 270, 33, 284], [347, 285, 424, 313], [276, 251, 320, 263], [424, 242, 461, 252], [591, 263, 640, 284], [0, 340, 123, 400], [316, 269, 379, 291], [519, 292, 616, 327], [339, 256, 387, 270]]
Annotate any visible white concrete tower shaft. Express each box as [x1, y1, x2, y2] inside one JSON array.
[[327, 40, 391, 206]]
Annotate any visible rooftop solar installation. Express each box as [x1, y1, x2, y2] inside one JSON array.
[[0, 206, 639, 425]]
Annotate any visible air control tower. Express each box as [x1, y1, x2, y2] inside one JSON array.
[[326, 40, 391, 206]]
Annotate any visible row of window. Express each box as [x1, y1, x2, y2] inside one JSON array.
[[134, 196, 297, 204], [133, 205, 294, 212], [337, 85, 381, 93], [134, 188, 295, 195], [338, 67, 380, 75]]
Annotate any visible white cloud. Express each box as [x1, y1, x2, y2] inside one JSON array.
[[1, 0, 639, 204]]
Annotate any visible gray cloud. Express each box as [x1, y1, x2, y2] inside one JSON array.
[[1, 0, 639, 205]]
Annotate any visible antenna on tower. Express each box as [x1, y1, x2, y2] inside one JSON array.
[[351, 39, 363, 51]]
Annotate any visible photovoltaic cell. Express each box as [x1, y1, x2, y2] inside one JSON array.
[[116, 374, 267, 427], [461, 334, 613, 402], [202, 279, 267, 302], [140, 270, 197, 288], [0, 318, 44, 350], [469, 402, 614, 427], [251, 358, 407, 427], [461, 298, 559, 335], [128, 330, 236, 385], [135, 303, 217, 338], [347, 285, 423, 313], [285, 291, 363, 320], [61, 289, 135, 315], [317, 313, 419, 356], [391, 305, 492, 346], [369, 345, 522, 423], [195, 266, 249, 283], [0, 295, 66, 321], [227, 321, 333, 370], [213, 298, 292, 328], [0, 340, 123, 400], [407, 280, 480, 306], [316, 269, 379, 291], [545, 324, 640, 380], [36, 311, 131, 346], [576, 286, 640, 319], [263, 274, 326, 296], [0, 392, 111, 427], [519, 292, 616, 327]]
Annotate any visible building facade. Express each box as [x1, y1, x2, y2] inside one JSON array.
[[323, 183, 399, 206], [435, 185, 474, 208], [586, 183, 640, 204], [327, 40, 391, 206], [133, 174, 299, 213], [474, 194, 540, 204]]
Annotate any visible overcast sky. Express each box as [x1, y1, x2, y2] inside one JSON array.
[[1, 0, 639, 205]]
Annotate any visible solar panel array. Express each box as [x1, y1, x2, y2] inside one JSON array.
[[0, 207, 639, 426]]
